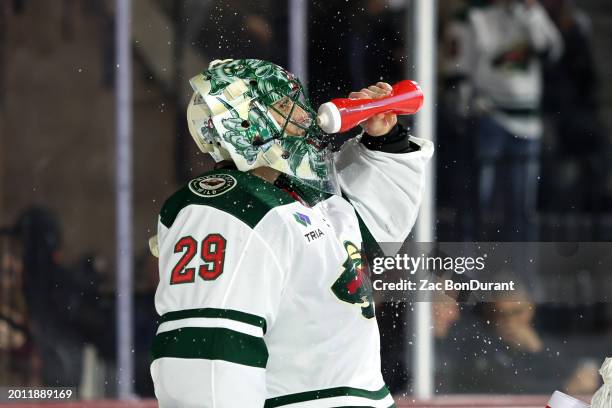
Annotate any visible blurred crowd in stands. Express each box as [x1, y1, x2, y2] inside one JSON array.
[[437, 0, 611, 242], [0, 207, 158, 395], [1, 0, 611, 399]]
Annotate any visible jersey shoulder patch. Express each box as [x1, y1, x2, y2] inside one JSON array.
[[160, 169, 294, 229]]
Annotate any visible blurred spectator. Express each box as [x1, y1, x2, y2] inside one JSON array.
[[436, 292, 601, 394], [541, 0, 600, 147], [438, 2, 477, 240], [380, 298, 462, 395], [71, 253, 115, 362], [14, 207, 110, 388], [0, 231, 35, 385], [11, 0, 26, 14], [433, 300, 461, 393], [539, 0, 610, 213], [458, 0, 563, 241], [14, 207, 83, 386], [434, 300, 461, 339]]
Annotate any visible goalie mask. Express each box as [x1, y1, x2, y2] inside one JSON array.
[[187, 58, 339, 195]]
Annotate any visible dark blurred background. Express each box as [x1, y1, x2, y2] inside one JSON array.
[[0, 0, 611, 400]]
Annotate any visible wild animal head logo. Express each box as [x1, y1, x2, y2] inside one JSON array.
[[201, 177, 226, 189], [331, 241, 375, 319]]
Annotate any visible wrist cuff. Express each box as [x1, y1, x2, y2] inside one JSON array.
[[361, 124, 420, 153]]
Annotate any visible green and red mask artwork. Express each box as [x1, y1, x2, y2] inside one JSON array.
[[187, 59, 337, 194]]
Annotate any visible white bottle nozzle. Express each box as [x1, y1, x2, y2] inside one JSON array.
[[317, 102, 342, 133]]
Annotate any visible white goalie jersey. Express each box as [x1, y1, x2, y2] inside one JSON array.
[[151, 136, 433, 408]]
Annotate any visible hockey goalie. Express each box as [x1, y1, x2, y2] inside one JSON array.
[[149, 58, 433, 407]]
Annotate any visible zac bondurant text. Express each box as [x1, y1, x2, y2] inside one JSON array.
[[373, 279, 515, 292]]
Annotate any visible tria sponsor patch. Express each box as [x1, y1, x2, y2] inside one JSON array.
[[189, 174, 237, 197], [304, 228, 324, 243]]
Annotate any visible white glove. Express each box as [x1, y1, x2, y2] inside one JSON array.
[[591, 358, 612, 408], [149, 235, 159, 258]]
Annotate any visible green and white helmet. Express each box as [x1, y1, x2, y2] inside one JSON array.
[[187, 58, 337, 193]]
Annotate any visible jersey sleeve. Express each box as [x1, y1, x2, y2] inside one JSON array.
[[151, 204, 288, 408], [519, 2, 564, 62], [334, 134, 433, 245]]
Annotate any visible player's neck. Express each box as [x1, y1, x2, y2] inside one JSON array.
[[249, 167, 281, 184]]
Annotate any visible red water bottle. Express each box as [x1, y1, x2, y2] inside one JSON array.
[[316, 80, 424, 133]]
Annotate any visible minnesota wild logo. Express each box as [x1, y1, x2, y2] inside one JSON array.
[[492, 42, 533, 72], [331, 241, 375, 319], [189, 174, 237, 197]]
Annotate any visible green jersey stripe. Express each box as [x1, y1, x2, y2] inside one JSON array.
[[316, 405, 395, 408], [160, 169, 294, 229], [264, 384, 391, 407], [313, 405, 395, 408], [159, 308, 267, 334], [151, 327, 268, 368]]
